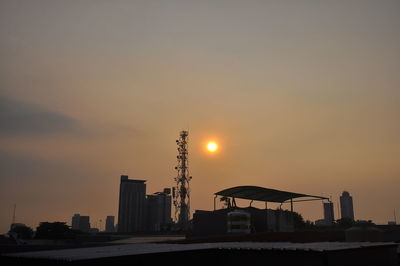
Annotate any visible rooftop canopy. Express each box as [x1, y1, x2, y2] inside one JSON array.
[[215, 186, 328, 203]]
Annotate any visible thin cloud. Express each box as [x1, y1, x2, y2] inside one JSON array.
[[0, 96, 80, 137], [0, 96, 144, 140]]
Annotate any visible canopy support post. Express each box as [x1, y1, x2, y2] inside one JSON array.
[[290, 198, 294, 231], [265, 201, 269, 231], [290, 198, 293, 212]]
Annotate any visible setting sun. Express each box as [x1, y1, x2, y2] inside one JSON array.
[[206, 141, 218, 152]]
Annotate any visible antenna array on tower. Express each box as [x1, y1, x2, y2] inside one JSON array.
[[173, 130, 192, 230]]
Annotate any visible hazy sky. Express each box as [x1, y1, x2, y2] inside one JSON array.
[[1, 0, 399, 233]]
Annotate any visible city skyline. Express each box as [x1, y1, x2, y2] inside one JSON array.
[[1, 0, 400, 233]]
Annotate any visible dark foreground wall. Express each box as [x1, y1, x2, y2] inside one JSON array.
[[2, 245, 398, 266]]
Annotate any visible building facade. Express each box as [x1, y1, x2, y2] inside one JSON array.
[[323, 202, 334, 224], [146, 188, 172, 231], [71, 214, 90, 232], [71, 214, 80, 230], [117, 175, 146, 233], [105, 216, 115, 232], [192, 207, 294, 237], [340, 191, 354, 220]]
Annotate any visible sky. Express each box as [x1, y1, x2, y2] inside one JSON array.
[[0, 0, 399, 233]]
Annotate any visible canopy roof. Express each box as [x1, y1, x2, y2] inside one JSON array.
[[215, 186, 328, 203]]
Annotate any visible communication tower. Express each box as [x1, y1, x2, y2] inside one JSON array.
[[173, 130, 192, 230]]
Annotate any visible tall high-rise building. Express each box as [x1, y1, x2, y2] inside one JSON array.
[[71, 214, 90, 232], [340, 191, 355, 220], [117, 175, 146, 233], [105, 216, 115, 232], [146, 188, 172, 231], [323, 202, 334, 224]]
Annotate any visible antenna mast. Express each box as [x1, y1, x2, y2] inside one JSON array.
[[12, 204, 16, 224], [173, 130, 192, 230]]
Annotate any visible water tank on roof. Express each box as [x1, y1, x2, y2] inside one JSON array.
[[227, 209, 251, 234]]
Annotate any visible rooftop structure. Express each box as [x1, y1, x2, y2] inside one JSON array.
[[214, 186, 329, 211]]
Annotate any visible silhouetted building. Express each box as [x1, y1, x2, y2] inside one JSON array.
[[71, 214, 80, 230], [105, 216, 115, 232], [117, 175, 146, 233], [315, 219, 331, 227], [80, 216, 90, 232], [323, 202, 334, 224], [146, 188, 172, 231], [71, 214, 90, 232], [340, 191, 354, 220], [192, 207, 294, 237], [88, 228, 99, 234], [9, 223, 26, 231]]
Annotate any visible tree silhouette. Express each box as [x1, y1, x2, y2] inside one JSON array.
[[336, 218, 354, 228], [35, 222, 75, 239], [9, 225, 33, 239]]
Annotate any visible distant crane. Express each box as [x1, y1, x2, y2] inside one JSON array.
[[173, 130, 192, 230]]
